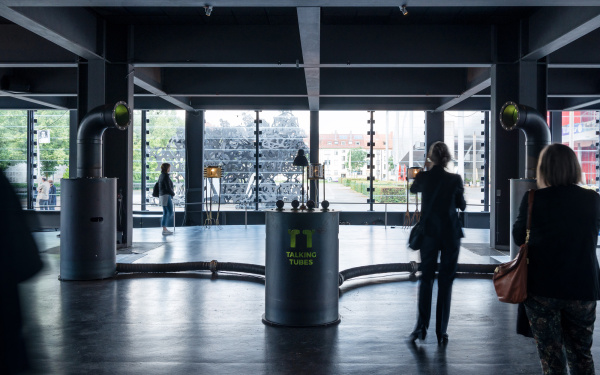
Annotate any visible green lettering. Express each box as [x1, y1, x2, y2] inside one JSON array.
[[302, 229, 316, 248], [288, 229, 300, 248]]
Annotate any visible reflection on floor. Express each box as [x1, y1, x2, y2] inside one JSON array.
[[19, 226, 592, 374]]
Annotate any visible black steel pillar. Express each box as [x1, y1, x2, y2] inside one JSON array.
[[26, 110, 35, 209], [550, 111, 562, 143], [490, 63, 520, 250], [103, 24, 134, 247], [309, 111, 319, 203], [425, 111, 444, 156], [483, 111, 490, 212], [141, 110, 147, 211], [185, 110, 205, 225], [254, 111, 262, 210], [367, 111, 375, 211]]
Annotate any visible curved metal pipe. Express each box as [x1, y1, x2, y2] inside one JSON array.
[[339, 262, 418, 286], [500, 102, 551, 179], [116, 260, 265, 276], [77, 101, 132, 178], [116, 260, 497, 285]]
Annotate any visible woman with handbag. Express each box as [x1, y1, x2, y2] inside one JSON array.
[[513, 143, 600, 374], [158, 163, 176, 235], [408, 141, 466, 345]]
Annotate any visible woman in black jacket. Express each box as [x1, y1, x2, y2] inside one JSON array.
[[409, 141, 466, 345], [513, 143, 600, 374], [158, 163, 176, 235]]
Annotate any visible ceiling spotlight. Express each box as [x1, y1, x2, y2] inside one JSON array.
[[204, 5, 213, 16], [400, 5, 408, 16]]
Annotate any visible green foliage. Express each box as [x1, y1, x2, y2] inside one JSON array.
[[388, 156, 395, 173], [36, 111, 70, 177], [0, 111, 28, 171], [340, 177, 408, 203], [344, 148, 367, 172], [141, 110, 185, 185]]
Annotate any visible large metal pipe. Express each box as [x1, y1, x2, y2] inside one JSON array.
[[77, 101, 132, 178], [499, 102, 551, 179]]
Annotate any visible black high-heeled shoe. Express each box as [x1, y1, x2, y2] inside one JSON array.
[[436, 333, 449, 345], [408, 327, 427, 342]]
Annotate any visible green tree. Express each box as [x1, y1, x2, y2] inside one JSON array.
[[388, 156, 395, 174], [344, 148, 367, 173], [36, 110, 70, 178], [0, 111, 28, 171]]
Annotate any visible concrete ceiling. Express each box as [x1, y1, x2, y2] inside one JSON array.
[[0, 1, 599, 111]]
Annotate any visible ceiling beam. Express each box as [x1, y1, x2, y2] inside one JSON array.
[[0, 5, 101, 60], [0, 90, 68, 109], [133, 67, 195, 111], [297, 7, 320, 111], [3, 1, 600, 6], [435, 69, 491, 112], [563, 97, 600, 110], [524, 7, 600, 60]]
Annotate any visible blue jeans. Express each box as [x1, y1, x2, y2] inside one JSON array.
[[39, 199, 49, 210], [161, 195, 173, 227]]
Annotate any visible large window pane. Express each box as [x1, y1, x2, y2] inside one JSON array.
[[204, 110, 309, 210], [562, 110, 599, 189], [34, 110, 70, 210], [133, 110, 143, 210], [145, 110, 186, 211], [204, 111, 256, 210], [320, 111, 425, 212], [372, 111, 426, 212], [445, 111, 486, 212], [259, 111, 309, 209], [0, 111, 28, 206]]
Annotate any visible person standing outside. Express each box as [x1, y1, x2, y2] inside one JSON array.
[[158, 163, 175, 235], [408, 141, 466, 345], [513, 144, 600, 374], [47, 180, 56, 210], [37, 177, 50, 210]]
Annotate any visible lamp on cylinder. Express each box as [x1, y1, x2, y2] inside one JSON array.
[[203, 166, 223, 226], [293, 149, 309, 210], [204, 166, 222, 179]]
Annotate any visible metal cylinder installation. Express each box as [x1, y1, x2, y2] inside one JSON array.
[[59, 101, 131, 281], [60, 178, 117, 280], [264, 210, 340, 326]]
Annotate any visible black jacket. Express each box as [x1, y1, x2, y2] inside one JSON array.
[[513, 185, 600, 301], [158, 172, 175, 197], [410, 165, 466, 241]]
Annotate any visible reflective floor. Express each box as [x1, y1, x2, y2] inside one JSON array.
[[18, 226, 597, 374]]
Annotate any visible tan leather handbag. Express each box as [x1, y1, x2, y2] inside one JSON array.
[[493, 190, 535, 304]]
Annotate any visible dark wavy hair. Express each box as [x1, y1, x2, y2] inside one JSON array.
[[537, 144, 582, 187], [428, 141, 452, 168], [160, 163, 171, 173]]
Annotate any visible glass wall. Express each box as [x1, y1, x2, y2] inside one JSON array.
[[445, 111, 486, 212], [33, 110, 70, 210], [560, 111, 599, 189], [204, 110, 310, 210], [319, 111, 426, 212], [142, 110, 186, 211], [0, 111, 28, 206]]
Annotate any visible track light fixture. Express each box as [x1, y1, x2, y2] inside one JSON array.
[[204, 5, 213, 16], [400, 5, 408, 16]]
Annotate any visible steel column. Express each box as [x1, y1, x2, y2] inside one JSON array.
[[254, 111, 261, 211], [26, 110, 35, 209], [141, 110, 147, 211], [367, 110, 375, 211]]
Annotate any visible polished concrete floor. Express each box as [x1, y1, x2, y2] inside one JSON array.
[[18, 225, 599, 374]]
